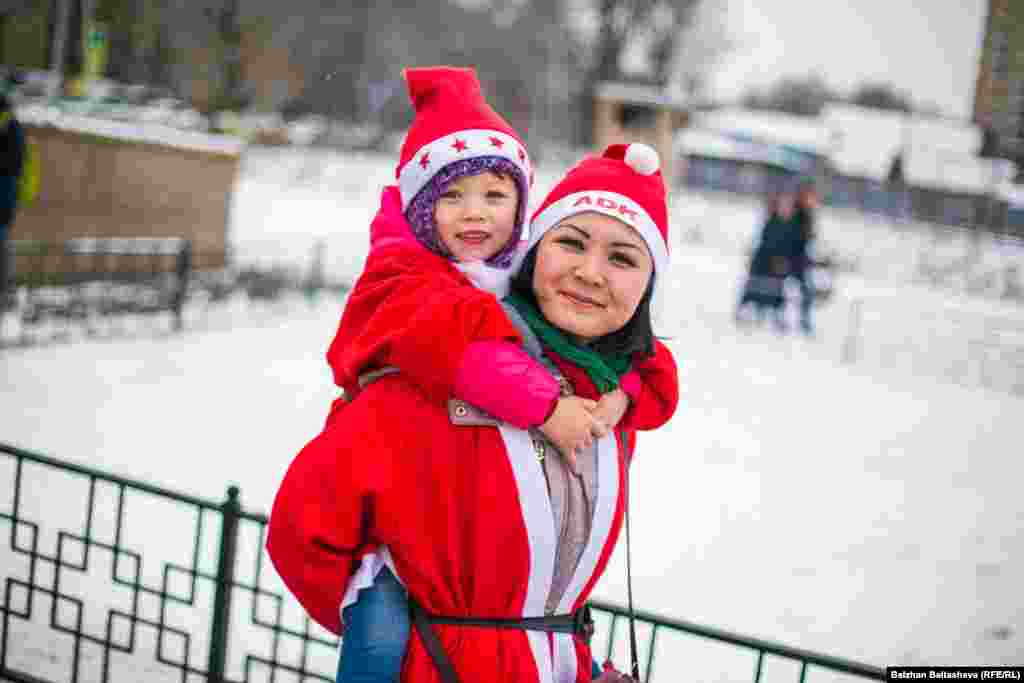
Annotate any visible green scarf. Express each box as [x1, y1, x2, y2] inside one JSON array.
[[505, 292, 632, 393]]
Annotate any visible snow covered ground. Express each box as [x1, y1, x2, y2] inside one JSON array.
[[2, 147, 1023, 680]]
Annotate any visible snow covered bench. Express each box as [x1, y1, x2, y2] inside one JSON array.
[[7, 237, 192, 331]]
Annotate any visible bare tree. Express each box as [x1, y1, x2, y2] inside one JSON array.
[[742, 73, 840, 117], [567, 0, 733, 143], [0, 0, 35, 14], [849, 82, 913, 113], [579, 0, 697, 86], [667, 0, 736, 101]]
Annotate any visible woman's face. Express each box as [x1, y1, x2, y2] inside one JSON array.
[[532, 211, 654, 343]]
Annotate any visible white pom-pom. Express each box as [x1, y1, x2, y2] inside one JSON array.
[[624, 143, 660, 175]]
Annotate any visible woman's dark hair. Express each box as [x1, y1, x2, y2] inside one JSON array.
[[509, 242, 656, 359]]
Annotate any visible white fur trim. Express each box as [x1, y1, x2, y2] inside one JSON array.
[[497, 426, 556, 617], [624, 143, 660, 175], [556, 432, 618, 615], [398, 129, 532, 209], [498, 424, 557, 681], [551, 432, 618, 682], [528, 191, 669, 277], [454, 260, 513, 299], [553, 632, 580, 683]]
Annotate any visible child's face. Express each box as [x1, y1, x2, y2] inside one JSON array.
[[434, 171, 519, 262]]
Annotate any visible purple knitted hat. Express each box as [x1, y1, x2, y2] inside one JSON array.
[[405, 156, 528, 269]]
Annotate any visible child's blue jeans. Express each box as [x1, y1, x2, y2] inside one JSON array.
[[336, 566, 410, 683], [335, 566, 605, 682]]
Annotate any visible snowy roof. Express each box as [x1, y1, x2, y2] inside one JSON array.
[[683, 104, 1010, 195], [692, 108, 833, 156], [998, 182, 1024, 207], [675, 127, 808, 172], [594, 81, 687, 109], [822, 103, 988, 191], [16, 103, 245, 157]]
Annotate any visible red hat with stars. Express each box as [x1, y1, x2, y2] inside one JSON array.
[[396, 66, 533, 211], [527, 143, 669, 277]]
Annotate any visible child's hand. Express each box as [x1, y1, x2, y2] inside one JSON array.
[[539, 396, 606, 474], [591, 388, 630, 431]]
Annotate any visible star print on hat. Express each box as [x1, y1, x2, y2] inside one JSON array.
[[395, 66, 533, 211], [527, 143, 669, 277]]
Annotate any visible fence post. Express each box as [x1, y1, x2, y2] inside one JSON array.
[[841, 297, 863, 365], [172, 240, 192, 332], [208, 485, 241, 683]]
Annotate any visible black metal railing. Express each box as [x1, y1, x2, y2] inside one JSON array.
[[589, 600, 885, 682], [0, 442, 338, 683], [681, 155, 1023, 237], [1, 442, 886, 682]]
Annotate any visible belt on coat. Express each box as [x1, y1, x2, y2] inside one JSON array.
[[409, 597, 594, 683]]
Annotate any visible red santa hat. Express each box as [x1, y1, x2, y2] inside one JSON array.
[[527, 143, 669, 277], [395, 66, 533, 211]]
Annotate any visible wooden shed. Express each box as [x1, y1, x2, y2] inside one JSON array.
[[592, 81, 688, 190], [13, 112, 243, 269]]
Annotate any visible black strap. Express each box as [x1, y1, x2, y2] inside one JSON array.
[[408, 598, 595, 683], [621, 429, 641, 681], [409, 598, 463, 683], [424, 610, 594, 637]]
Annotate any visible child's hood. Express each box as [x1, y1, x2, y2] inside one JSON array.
[[369, 185, 423, 253]]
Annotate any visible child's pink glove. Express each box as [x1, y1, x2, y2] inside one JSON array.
[[368, 185, 423, 252]]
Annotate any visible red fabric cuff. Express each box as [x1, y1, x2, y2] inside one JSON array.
[[619, 370, 642, 402]]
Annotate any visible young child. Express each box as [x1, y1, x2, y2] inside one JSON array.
[[310, 67, 679, 682]]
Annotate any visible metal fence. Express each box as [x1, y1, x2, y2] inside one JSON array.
[[0, 442, 886, 683], [681, 156, 1022, 238], [4, 238, 192, 335]]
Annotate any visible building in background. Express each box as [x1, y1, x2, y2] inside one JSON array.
[[972, 0, 1024, 177], [675, 104, 1022, 235]]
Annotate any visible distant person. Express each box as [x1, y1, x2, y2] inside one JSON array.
[[0, 94, 26, 312], [735, 191, 795, 330], [886, 151, 911, 221], [887, 153, 904, 185], [786, 179, 819, 335]]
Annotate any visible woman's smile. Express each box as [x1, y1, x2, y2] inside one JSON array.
[[558, 289, 604, 309]]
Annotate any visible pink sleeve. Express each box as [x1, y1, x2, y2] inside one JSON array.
[[619, 370, 642, 403], [454, 341, 560, 429]]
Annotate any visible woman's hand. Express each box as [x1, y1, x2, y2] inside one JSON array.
[[539, 396, 606, 474], [591, 388, 630, 431]]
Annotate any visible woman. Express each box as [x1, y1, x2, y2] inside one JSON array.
[[786, 180, 819, 335], [268, 144, 678, 683], [735, 191, 794, 329]]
